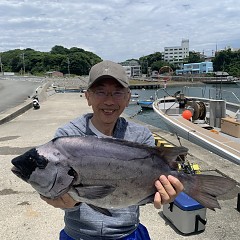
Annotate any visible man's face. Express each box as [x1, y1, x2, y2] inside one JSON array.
[[85, 78, 131, 126]]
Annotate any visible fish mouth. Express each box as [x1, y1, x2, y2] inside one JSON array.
[[11, 166, 29, 182]]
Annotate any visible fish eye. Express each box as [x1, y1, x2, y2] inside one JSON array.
[[26, 155, 37, 169], [68, 167, 77, 179], [36, 155, 48, 169], [27, 149, 48, 169], [28, 156, 35, 163]]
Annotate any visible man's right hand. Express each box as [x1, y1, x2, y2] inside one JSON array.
[[40, 193, 79, 208]]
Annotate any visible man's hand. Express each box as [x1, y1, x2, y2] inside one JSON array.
[[40, 193, 79, 209], [154, 175, 183, 209]]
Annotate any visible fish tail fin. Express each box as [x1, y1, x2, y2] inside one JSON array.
[[177, 174, 236, 210]]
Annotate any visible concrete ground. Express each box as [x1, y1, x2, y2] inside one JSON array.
[[0, 93, 239, 240]]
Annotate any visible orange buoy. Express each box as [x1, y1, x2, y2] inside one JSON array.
[[210, 129, 219, 134], [182, 110, 192, 120]]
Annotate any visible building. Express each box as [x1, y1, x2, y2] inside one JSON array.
[[122, 66, 131, 78], [176, 61, 213, 75], [163, 39, 189, 67], [121, 60, 141, 78], [2, 72, 15, 76], [45, 71, 64, 77], [224, 46, 240, 52]]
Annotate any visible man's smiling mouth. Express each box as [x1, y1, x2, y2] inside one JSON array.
[[103, 109, 115, 113]]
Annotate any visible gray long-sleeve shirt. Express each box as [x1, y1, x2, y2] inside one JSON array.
[[54, 113, 155, 240]]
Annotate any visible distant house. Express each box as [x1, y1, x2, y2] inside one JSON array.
[[122, 66, 131, 78], [46, 71, 63, 77], [3, 72, 15, 76], [121, 60, 141, 78], [176, 62, 213, 75], [122, 65, 141, 78]]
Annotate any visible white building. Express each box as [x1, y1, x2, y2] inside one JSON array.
[[163, 39, 189, 66], [121, 60, 141, 78], [123, 66, 131, 78], [224, 46, 240, 52]]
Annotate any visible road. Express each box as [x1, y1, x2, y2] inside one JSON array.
[[0, 77, 44, 114]]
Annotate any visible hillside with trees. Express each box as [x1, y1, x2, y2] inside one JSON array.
[[212, 49, 240, 77], [1, 46, 239, 77], [0, 45, 102, 76]]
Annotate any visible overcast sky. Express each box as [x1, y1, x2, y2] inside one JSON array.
[[0, 0, 239, 62]]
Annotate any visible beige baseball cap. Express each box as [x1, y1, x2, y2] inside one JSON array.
[[87, 60, 129, 89]]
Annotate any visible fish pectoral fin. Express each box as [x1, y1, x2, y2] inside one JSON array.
[[74, 184, 116, 199], [137, 194, 155, 206], [88, 204, 112, 216]]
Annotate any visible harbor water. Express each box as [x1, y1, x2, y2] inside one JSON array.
[[124, 83, 240, 131]]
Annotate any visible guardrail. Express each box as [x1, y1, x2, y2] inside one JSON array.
[[182, 86, 240, 104]]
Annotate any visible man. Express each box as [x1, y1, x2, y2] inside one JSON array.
[[41, 60, 183, 240]]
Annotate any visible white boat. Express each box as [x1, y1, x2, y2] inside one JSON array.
[[153, 88, 240, 164], [129, 93, 140, 105], [131, 93, 139, 98], [129, 99, 139, 105]]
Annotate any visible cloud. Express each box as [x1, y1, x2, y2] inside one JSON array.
[[0, 0, 239, 61]]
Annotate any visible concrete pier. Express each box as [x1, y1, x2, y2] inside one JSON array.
[[0, 93, 239, 240]]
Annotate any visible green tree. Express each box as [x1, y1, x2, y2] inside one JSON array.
[[23, 49, 45, 74], [212, 49, 240, 76], [151, 60, 171, 71], [0, 46, 102, 76], [184, 51, 205, 63], [139, 52, 176, 75], [43, 53, 65, 72], [50, 45, 69, 55]]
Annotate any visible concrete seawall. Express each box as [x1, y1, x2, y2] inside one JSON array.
[[0, 101, 33, 125], [0, 81, 55, 125]]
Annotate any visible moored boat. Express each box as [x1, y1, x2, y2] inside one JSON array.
[[131, 93, 139, 98], [153, 88, 240, 164], [137, 96, 154, 109], [129, 93, 140, 105], [137, 99, 153, 109], [202, 78, 239, 84]]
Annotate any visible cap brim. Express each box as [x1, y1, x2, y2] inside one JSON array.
[[87, 75, 128, 89]]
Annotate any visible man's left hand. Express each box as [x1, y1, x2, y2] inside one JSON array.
[[154, 175, 183, 209]]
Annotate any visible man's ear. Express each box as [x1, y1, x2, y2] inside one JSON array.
[[85, 91, 92, 106], [126, 91, 131, 107]]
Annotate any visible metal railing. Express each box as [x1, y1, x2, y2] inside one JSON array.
[[182, 86, 240, 104]]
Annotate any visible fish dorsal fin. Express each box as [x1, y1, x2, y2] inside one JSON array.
[[154, 146, 188, 170]]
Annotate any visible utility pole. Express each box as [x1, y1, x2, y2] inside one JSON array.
[[67, 57, 70, 77], [22, 52, 25, 75], [0, 55, 3, 75]]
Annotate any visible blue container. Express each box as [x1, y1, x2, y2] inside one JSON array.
[[174, 192, 204, 211]]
